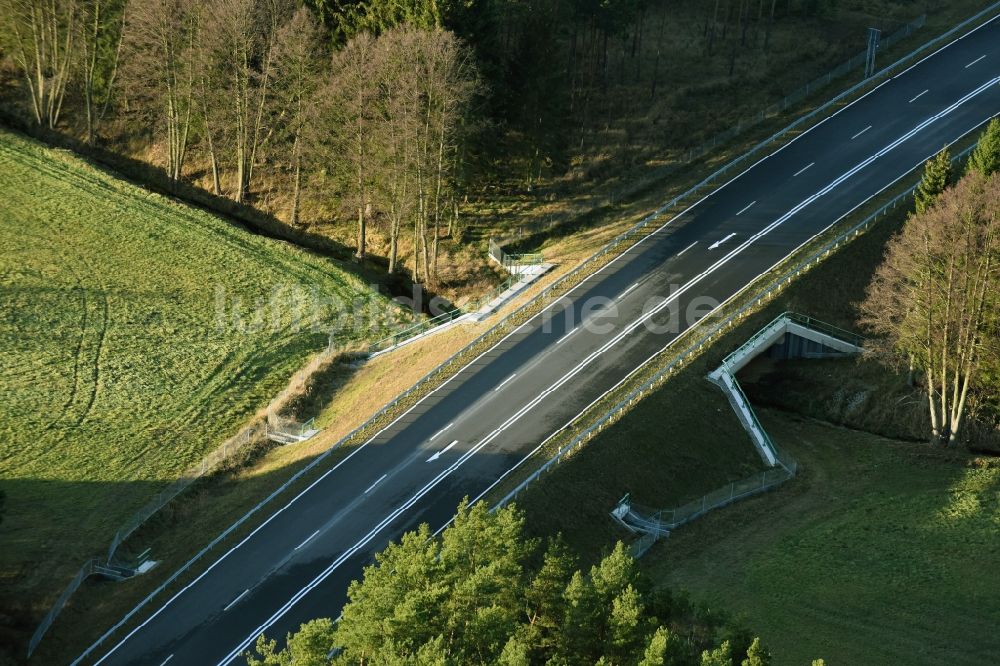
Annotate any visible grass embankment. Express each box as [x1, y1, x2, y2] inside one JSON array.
[[0, 128, 407, 647], [650, 412, 1000, 666], [514, 165, 1000, 662]]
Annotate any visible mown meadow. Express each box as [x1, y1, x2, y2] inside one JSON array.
[[0, 128, 406, 614]]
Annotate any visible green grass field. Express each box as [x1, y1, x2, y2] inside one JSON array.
[[0, 128, 405, 612], [647, 412, 1000, 666], [513, 170, 1000, 662]]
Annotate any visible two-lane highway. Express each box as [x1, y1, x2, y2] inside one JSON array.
[[79, 14, 1000, 666]]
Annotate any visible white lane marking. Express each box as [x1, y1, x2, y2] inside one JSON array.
[[709, 233, 737, 250], [909, 89, 929, 103], [616, 282, 639, 300], [735, 200, 756, 215], [159, 657, 174, 666], [556, 327, 579, 344], [429, 423, 453, 441], [851, 125, 872, 140], [294, 530, 319, 551], [793, 162, 815, 177], [966, 54, 986, 68], [494, 373, 517, 391], [81, 29, 998, 666], [363, 474, 387, 494], [85, 58, 917, 666], [222, 590, 249, 612], [426, 440, 458, 463], [677, 241, 698, 257]]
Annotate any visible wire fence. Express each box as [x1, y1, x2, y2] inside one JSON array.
[[56, 8, 1000, 660], [492, 140, 983, 515]]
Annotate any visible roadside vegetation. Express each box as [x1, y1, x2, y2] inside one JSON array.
[[2, 0, 993, 303], [251, 501, 783, 666], [0, 127, 404, 648]]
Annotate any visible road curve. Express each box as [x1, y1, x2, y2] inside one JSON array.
[[79, 15, 1000, 666]]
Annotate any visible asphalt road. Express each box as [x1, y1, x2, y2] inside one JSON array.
[[80, 15, 1000, 666]]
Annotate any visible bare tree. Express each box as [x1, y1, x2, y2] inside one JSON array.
[[204, 0, 291, 203], [861, 173, 1000, 445], [78, 0, 126, 144], [272, 6, 324, 225], [325, 32, 380, 261], [122, 0, 197, 180], [1, 0, 78, 128]]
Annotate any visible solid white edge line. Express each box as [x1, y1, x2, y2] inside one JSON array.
[[81, 23, 997, 666], [792, 162, 815, 177], [222, 590, 249, 613], [218, 99, 1000, 666], [851, 125, 873, 140], [363, 474, 387, 494]]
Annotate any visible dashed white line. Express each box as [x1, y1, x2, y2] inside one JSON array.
[[616, 282, 639, 300], [556, 327, 579, 344], [494, 373, 517, 391], [966, 54, 986, 68], [159, 657, 174, 666], [851, 125, 873, 140], [223, 590, 249, 612], [294, 530, 319, 551], [909, 89, 929, 103], [363, 474, 387, 494], [429, 423, 453, 441], [735, 200, 756, 215], [793, 162, 815, 177], [677, 241, 698, 257]]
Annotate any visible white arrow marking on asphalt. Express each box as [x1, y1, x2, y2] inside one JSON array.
[[709, 233, 737, 250], [223, 590, 249, 612], [364, 474, 387, 494], [427, 440, 458, 462]]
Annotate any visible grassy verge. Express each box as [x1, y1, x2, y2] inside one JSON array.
[[0, 126, 411, 634], [646, 411, 1000, 666]]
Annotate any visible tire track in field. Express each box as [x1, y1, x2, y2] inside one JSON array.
[[0, 142, 112, 428]]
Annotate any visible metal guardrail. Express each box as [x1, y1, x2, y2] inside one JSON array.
[[719, 311, 865, 373], [682, 14, 926, 165], [56, 9, 999, 661], [492, 136, 984, 514]]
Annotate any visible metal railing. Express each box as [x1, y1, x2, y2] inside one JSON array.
[[369, 307, 465, 354], [492, 135, 984, 513], [60, 14, 998, 661], [718, 311, 865, 374]]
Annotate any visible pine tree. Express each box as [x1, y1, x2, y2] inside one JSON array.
[[914, 148, 951, 214], [967, 118, 1000, 177], [638, 626, 676, 666], [702, 640, 733, 666], [741, 637, 772, 666]]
